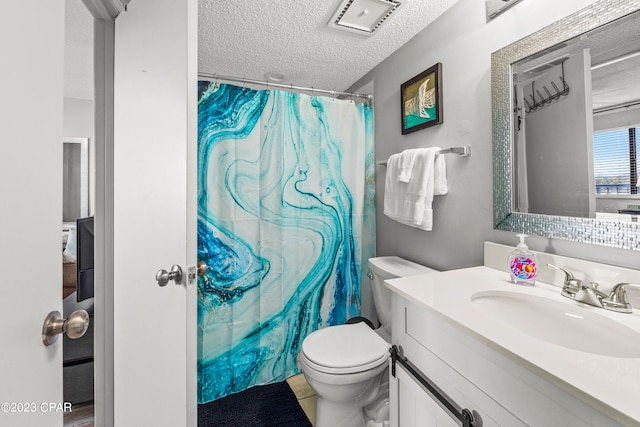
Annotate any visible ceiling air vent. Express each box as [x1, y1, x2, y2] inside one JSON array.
[[328, 0, 402, 35]]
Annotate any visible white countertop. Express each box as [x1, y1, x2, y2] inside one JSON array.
[[385, 266, 640, 426]]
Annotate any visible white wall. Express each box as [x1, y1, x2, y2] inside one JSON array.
[[594, 105, 640, 131], [349, 0, 639, 281], [64, 97, 93, 136]]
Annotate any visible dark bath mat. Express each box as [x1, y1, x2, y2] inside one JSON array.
[[198, 381, 313, 427]]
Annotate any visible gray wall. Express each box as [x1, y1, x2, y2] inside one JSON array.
[[349, 0, 639, 275]]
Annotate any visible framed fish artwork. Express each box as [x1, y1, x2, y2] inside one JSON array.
[[401, 63, 443, 135]]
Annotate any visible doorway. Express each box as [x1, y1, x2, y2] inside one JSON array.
[[63, 1, 95, 424]]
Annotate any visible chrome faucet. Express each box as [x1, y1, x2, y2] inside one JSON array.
[[602, 283, 640, 313], [546, 264, 607, 309], [546, 264, 585, 299], [546, 264, 638, 313], [574, 282, 608, 308]]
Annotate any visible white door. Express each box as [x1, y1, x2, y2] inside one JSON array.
[[0, 2, 66, 426], [1, 0, 197, 426], [112, 0, 197, 425]]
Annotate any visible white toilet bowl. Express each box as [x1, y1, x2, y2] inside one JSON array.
[[298, 322, 389, 427], [299, 257, 437, 427]]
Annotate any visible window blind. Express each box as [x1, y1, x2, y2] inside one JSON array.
[[593, 127, 639, 195]]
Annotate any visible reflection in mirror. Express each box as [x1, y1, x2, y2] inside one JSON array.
[[62, 137, 89, 300], [511, 11, 640, 220], [63, 137, 89, 226], [492, 0, 640, 251]]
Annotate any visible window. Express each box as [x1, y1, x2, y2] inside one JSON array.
[[593, 127, 638, 195]]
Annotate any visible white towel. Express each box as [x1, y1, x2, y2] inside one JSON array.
[[397, 149, 420, 183], [433, 152, 448, 196], [384, 147, 441, 230]]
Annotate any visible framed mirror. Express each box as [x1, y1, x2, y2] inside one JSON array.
[[492, 0, 640, 251], [63, 137, 89, 227]]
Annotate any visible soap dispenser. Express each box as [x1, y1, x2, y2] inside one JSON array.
[[508, 234, 537, 286]]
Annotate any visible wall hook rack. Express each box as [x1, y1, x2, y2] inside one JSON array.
[[523, 61, 570, 113]]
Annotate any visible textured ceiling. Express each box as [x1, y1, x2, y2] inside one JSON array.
[[62, 1, 640, 109], [198, 0, 461, 92], [64, 0, 461, 100]]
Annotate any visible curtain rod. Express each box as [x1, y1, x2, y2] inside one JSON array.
[[198, 72, 373, 101], [593, 100, 640, 115]]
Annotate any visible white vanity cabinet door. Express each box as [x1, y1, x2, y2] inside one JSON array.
[[393, 364, 459, 427], [390, 298, 525, 427]]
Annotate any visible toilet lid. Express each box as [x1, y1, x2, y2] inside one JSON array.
[[302, 322, 389, 372]]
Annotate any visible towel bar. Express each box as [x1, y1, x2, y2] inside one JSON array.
[[376, 145, 471, 166], [390, 345, 477, 427]]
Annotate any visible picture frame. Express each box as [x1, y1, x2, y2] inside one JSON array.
[[400, 63, 443, 135]]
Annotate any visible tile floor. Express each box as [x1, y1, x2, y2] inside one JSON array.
[[286, 373, 317, 426]]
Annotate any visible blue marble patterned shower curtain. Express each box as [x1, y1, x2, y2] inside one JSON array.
[[197, 82, 375, 403]]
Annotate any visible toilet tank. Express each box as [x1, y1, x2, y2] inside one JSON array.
[[368, 257, 437, 336]]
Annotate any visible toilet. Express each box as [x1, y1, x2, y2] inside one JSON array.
[[299, 256, 437, 427]]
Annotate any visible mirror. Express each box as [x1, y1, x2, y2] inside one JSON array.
[[62, 137, 89, 300], [63, 137, 89, 226], [492, 0, 640, 251], [512, 10, 640, 219]]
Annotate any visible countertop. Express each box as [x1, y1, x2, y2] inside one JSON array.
[[385, 266, 640, 426]]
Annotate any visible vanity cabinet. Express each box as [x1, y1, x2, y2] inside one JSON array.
[[389, 293, 626, 427], [393, 364, 459, 427]]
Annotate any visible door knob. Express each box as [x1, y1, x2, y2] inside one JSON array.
[[197, 261, 207, 277], [197, 261, 211, 287], [156, 264, 183, 286], [42, 310, 90, 346]]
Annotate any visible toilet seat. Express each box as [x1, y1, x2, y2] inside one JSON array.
[[301, 322, 389, 375]]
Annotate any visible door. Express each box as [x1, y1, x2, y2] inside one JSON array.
[[1, 0, 197, 426], [0, 1, 66, 426], [112, 0, 197, 425]]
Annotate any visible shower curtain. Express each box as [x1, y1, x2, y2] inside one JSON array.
[[197, 82, 375, 403]]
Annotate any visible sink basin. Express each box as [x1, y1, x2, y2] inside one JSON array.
[[471, 290, 640, 358]]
